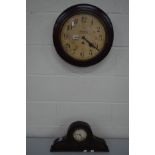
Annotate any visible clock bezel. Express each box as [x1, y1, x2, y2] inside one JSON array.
[[53, 4, 114, 67]]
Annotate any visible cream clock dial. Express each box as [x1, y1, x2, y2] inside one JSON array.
[[53, 4, 114, 67], [73, 129, 87, 142], [61, 14, 106, 61]]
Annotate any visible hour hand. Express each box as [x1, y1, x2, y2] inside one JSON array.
[[82, 36, 99, 51]]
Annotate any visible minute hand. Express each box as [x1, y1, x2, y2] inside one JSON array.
[[82, 36, 99, 52]]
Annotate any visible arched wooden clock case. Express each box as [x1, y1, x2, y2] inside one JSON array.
[[50, 121, 109, 152]]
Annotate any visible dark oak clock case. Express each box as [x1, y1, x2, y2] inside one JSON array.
[[53, 4, 114, 67], [50, 121, 109, 152]]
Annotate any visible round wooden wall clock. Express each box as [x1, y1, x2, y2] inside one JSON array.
[[53, 4, 114, 67]]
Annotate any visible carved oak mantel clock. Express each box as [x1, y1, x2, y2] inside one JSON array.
[[53, 4, 114, 67], [51, 121, 109, 152]]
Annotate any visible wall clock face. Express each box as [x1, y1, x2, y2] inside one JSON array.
[[53, 4, 114, 67]]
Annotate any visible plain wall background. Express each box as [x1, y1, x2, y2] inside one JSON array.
[[26, 0, 129, 138]]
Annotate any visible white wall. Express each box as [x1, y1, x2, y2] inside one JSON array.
[[26, 0, 129, 138]]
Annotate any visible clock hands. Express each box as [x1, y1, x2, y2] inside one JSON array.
[[76, 133, 82, 140], [82, 36, 100, 52]]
